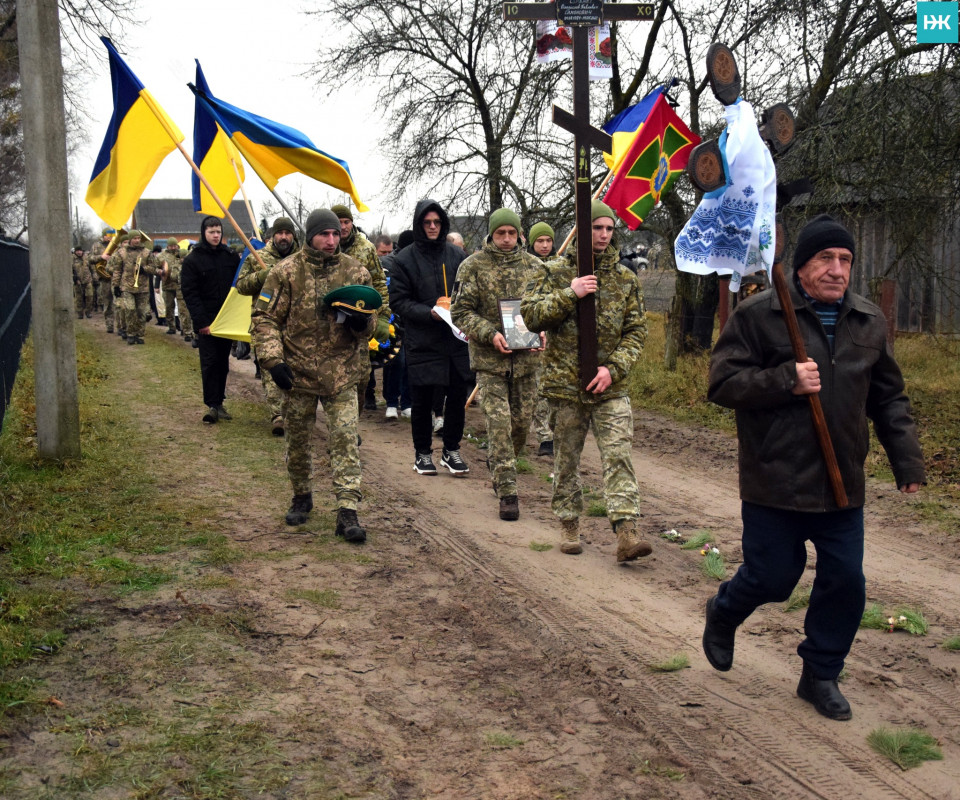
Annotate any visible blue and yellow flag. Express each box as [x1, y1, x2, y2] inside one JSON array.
[[86, 38, 184, 228], [208, 239, 264, 342], [189, 83, 368, 212], [192, 61, 244, 216], [602, 86, 664, 172]]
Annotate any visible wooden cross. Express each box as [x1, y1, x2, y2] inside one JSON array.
[[504, 0, 655, 389]]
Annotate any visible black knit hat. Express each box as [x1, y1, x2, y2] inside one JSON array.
[[792, 214, 855, 273], [305, 209, 341, 243]]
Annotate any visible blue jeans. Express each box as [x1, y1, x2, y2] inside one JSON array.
[[715, 502, 865, 679]]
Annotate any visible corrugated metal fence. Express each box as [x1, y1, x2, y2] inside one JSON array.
[[1, 239, 31, 428]]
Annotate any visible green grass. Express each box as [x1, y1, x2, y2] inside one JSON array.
[[529, 541, 553, 552], [285, 588, 341, 609], [586, 501, 608, 517], [942, 636, 960, 651], [636, 758, 686, 781], [783, 585, 812, 612], [867, 727, 943, 770], [700, 549, 726, 581], [649, 653, 689, 672], [515, 457, 533, 474], [860, 603, 928, 635], [679, 530, 714, 550], [483, 731, 524, 749], [861, 603, 889, 631]]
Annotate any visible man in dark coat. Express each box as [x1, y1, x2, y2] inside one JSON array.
[[181, 216, 241, 424], [703, 214, 925, 721], [388, 200, 472, 476]]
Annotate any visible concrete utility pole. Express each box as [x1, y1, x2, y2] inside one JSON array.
[[17, 0, 81, 458]]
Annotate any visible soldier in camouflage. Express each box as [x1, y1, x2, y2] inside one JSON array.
[[71, 246, 94, 319], [236, 217, 299, 436], [251, 209, 377, 543], [159, 238, 193, 342], [521, 200, 651, 562], [527, 221, 558, 457], [451, 208, 544, 521], [109, 230, 161, 345], [89, 228, 116, 333]]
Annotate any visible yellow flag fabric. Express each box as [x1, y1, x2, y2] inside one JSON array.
[[208, 287, 253, 343], [193, 61, 244, 216], [86, 38, 183, 228]]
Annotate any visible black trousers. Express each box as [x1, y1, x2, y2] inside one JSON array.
[[197, 334, 233, 407], [409, 366, 471, 454]]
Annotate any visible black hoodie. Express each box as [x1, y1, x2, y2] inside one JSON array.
[[180, 216, 241, 331], [388, 199, 470, 385]]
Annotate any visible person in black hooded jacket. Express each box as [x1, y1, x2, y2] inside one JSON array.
[[389, 200, 473, 476], [181, 216, 241, 424]]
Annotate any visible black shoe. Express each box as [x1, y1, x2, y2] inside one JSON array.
[[192, 338, 200, 349], [119, 331, 127, 339], [499, 495, 519, 521], [202, 406, 219, 424], [702, 595, 736, 671], [335, 507, 366, 543], [285, 493, 313, 526], [797, 663, 852, 721], [126, 337, 137, 345], [363, 399, 377, 411], [538, 440, 554, 457], [271, 416, 284, 436], [167, 329, 177, 335], [135, 337, 144, 345], [441, 448, 469, 475], [215, 405, 232, 420], [414, 452, 437, 475]]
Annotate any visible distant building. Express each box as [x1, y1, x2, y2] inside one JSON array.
[[132, 199, 255, 248]]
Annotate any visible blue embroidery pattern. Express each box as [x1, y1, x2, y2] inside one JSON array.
[[675, 189, 758, 266]]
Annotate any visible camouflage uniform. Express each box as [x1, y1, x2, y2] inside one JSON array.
[[520, 243, 647, 525], [160, 248, 193, 339], [88, 239, 115, 331], [109, 243, 160, 340], [72, 252, 94, 318], [451, 240, 543, 498], [236, 240, 292, 422], [251, 243, 376, 509]]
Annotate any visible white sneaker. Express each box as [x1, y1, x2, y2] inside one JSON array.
[[400, 407, 412, 419], [385, 406, 399, 419], [433, 415, 444, 434]]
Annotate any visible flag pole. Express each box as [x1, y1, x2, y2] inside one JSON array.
[[266, 186, 305, 238], [556, 168, 616, 256], [231, 158, 261, 239]]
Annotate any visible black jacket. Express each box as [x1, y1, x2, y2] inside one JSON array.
[[708, 276, 925, 512], [388, 199, 471, 385], [180, 241, 240, 331]]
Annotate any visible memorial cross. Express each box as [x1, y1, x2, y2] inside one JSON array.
[[504, 0, 655, 388]]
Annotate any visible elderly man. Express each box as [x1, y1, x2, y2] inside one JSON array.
[[451, 208, 543, 520], [703, 214, 925, 721], [251, 209, 377, 541], [236, 217, 298, 435], [521, 201, 650, 562]]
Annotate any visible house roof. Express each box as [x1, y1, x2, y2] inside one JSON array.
[[132, 199, 255, 239]]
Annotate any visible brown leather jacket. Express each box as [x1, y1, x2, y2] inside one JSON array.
[[708, 277, 925, 512]]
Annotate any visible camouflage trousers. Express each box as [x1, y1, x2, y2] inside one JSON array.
[[478, 371, 536, 498], [74, 282, 94, 317], [285, 386, 362, 509], [532, 363, 555, 443], [120, 292, 150, 338], [162, 288, 193, 336], [254, 344, 285, 420], [550, 395, 640, 526], [98, 280, 114, 330]]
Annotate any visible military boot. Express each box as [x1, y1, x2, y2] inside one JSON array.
[[335, 507, 366, 543], [284, 492, 313, 526], [559, 519, 582, 555], [615, 519, 652, 562], [499, 495, 519, 521]]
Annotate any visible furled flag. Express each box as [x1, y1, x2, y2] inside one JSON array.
[[208, 238, 265, 343], [601, 85, 665, 172], [86, 38, 184, 228], [674, 100, 776, 292], [602, 93, 700, 230], [192, 61, 244, 216], [189, 83, 368, 212]]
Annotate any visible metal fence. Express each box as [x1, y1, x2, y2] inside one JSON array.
[[0, 238, 31, 429]]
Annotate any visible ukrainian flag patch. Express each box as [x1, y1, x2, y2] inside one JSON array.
[[258, 291, 272, 304]]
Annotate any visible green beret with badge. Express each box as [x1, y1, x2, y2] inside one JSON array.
[[323, 284, 382, 331]]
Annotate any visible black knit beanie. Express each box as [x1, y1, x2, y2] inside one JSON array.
[[792, 214, 855, 272], [305, 209, 341, 243], [397, 229, 415, 250]]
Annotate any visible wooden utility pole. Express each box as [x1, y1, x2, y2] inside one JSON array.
[[504, 0, 654, 389], [17, 0, 80, 458]]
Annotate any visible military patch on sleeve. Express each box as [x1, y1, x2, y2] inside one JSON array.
[[255, 290, 272, 311]]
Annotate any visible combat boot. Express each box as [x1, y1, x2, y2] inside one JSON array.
[[335, 507, 366, 543], [499, 495, 519, 521], [615, 519, 652, 562], [559, 519, 582, 555], [285, 492, 313, 526]]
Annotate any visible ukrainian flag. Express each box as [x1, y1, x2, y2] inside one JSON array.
[[86, 38, 184, 228], [208, 238, 264, 343], [192, 61, 244, 216], [189, 83, 368, 212], [602, 86, 664, 173]]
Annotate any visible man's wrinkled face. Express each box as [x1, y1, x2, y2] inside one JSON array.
[[492, 225, 519, 252], [312, 229, 340, 255], [422, 212, 442, 240], [591, 218, 614, 253], [533, 235, 553, 257], [797, 247, 853, 303], [204, 226, 222, 247], [273, 229, 294, 256], [376, 241, 393, 257], [338, 218, 353, 238]]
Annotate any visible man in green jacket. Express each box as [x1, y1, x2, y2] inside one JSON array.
[[521, 201, 650, 562], [451, 209, 544, 521]]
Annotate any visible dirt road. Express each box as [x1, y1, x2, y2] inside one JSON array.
[[5, 324, 958, 798]]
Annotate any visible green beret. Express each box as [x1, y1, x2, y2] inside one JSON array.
[[488, 208, 522, 236], [331, 204, 353, 221], [591, 200, 616, 222], [323, 284, 382, 314], [528, 222, 555, 243]]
